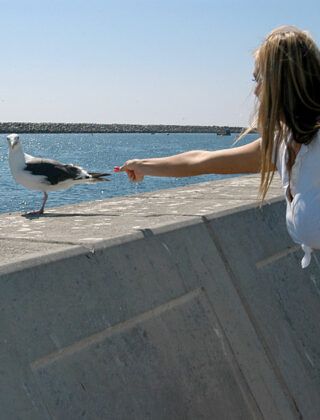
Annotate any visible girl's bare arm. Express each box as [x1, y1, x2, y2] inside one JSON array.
[[120, 138, 262, 182]]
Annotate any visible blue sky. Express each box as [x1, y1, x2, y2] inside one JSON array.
[[0, 0, 319, 126]]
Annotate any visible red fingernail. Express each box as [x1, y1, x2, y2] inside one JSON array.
[[114, 166, 120, 172]]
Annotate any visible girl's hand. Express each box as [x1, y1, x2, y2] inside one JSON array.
[[118, 159, 145, 182]]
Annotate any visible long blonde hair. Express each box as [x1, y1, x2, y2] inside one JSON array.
[[252, 26, 320, 200]]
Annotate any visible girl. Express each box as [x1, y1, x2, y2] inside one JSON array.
[[119, 26, 320, 268]]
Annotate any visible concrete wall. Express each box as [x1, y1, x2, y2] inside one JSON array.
[[1, 195, 320, 419]]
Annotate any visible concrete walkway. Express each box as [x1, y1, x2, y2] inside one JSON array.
[[0, 174, 283, 269]]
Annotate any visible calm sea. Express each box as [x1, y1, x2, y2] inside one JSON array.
[[0, 132, 258, 214]]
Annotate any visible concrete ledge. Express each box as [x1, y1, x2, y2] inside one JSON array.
[[0, 174, 281, 268], [1, 175, 320, 419]]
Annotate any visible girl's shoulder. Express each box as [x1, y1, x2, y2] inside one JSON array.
[[308, 129, 320, 149], [277, 130, 320, 160]]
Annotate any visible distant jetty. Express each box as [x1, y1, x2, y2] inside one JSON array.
[[0, 122, 244, 135]]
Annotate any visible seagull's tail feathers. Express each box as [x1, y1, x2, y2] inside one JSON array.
[[88, 172, 111, 182]]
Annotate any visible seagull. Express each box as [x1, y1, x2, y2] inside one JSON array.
[[7, 133, 111, 215]]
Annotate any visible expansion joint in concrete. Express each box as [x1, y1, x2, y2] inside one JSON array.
[[201, 215, 302, 419]]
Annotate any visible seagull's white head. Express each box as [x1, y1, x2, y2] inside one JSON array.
[[7, 134, 21, 151]]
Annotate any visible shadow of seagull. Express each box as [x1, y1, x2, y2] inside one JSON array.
[[22, 212, 121, 219]]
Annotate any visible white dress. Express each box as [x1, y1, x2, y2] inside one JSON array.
[[276, 131, 320, 268]]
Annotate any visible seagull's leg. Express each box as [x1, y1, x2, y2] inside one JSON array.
[[24, 192, 48, 216], [38, 192, 48, 214]]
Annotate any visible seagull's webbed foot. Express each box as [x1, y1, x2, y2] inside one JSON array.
[[22, 209, 44, 218], [22, 192, 48, 218]]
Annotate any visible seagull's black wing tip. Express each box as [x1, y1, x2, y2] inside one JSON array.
[[88, 172, 111, 178]]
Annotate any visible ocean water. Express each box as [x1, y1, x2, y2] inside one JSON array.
[[0, 132, 258, 214]]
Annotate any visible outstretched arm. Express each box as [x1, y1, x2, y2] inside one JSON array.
[[120, 138, 263, 182]]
